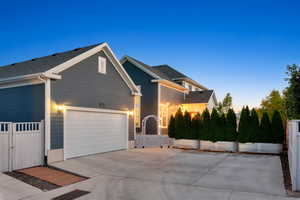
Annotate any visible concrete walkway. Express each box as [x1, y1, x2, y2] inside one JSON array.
[[0, 173, 41, 200], [2, 148, 299, 200]]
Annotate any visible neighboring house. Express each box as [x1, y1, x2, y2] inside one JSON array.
[[121, 56, 217, 135], [0, 43, 141, 165]]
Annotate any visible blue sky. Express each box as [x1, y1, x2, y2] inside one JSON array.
[[1, 0, 299, 111]]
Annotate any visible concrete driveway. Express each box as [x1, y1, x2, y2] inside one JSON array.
[[22, 148, 297, 200]]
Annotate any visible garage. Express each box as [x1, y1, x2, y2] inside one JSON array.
[[64, 107, 128, 159]]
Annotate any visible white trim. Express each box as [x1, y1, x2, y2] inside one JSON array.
[[98, 56, 107, 74], [44, 79, 51, 156], [63, 110, 66, 161], [65, 106, 128, 115], [157, 83, 161, 135], [157, 80, 188, 93], [46, 43, 107, 74], [120, 56, 162, 79], [46, 43, 141, 96], [0, 80, 44, 89], [0, 73, 61, 89], [0, 73, 43, 83], [151, 79, 188, 93], [125, 112, 129, 149]]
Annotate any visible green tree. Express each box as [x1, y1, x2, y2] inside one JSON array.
[[168, 115, 176, 138], [284, 64, 300, 119], [257, 90, 285, 119], [226, 108, 237, 141], [238, 106, 251, 143], [183, 111, 192, 139], [271, 110, 284, 144], [200, 108, 210, 140], [210, 108, 220, 142], [217, 113, 227, 141], [217, 93, 233, 114], [174, 108, 184, 139], [191, 113, 202, 139], [249, 109, 260, 143], [260, 112, 272, 143]]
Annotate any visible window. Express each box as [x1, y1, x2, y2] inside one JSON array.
[[134, 86, 141, 128], [98, 56, 106, 74], [159, 104, 169, 128], [189, 85, 192, 91]]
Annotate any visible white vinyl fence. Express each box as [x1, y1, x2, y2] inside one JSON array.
[[288, 120, 300, 191], [0, 121, 44, 172]]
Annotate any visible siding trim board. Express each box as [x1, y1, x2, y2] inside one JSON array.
[[45, 79, 51, 155]]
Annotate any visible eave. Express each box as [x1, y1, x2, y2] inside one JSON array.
[[151, 79, 188, 93]]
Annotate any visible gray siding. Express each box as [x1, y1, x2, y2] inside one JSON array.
[[50, 51, 135, 149], [160, 85, 185, 135], [122, 61, 158, 135], [0, 84, 44, 122]]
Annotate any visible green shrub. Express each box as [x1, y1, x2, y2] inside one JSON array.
[[210, 108, 220, 142], [191, 113, 202, 139], [225, 108, 237, 141], [238, 106, 251, 143], [174, 108, 184, 139], [260, 112, 272, 143], [200, 108, 210, 140], [168, 115, 176, 138], [183, 111, 192, 139], [217, 113, 226, 141], [271, 110, 284, 144], [249, 109, 260, 143]]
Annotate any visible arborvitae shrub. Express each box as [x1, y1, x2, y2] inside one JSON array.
[[168, 115, 176, 138], [191, 113, 201, 139], [271, 111, 284, 144], [238, 106, 251, 143], [174, 108, 184, 139], [217, 113, 226, 141], [200, 108, 210, 140], [210, 108, 219, 142], [183, 111, 192, 139], [260, 112, 272, 143], [226, 108, 237, 141], [249, 109, 260, 143]]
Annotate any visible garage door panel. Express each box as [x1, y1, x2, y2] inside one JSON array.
[[64, 109, 127, 159]]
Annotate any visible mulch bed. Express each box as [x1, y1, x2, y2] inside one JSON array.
[[280, 151, 300, 197], [51, 189, 90, 200], [5, 171, 60, 191]]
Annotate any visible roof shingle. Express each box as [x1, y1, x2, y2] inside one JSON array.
[[0, 43, 101, 79], [184, 90, 214, 103]]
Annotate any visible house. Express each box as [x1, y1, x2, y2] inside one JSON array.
[[0, 43, 141, 168], [120, 56, 217, 135]]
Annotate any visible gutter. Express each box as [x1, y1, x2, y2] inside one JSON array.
[[151, 79, 188, 92], [0, 72, 62, 84]]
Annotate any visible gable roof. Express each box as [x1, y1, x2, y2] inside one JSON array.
[[184, 90, 215, 104], [0, 44, 99, 79], [0, 43, 141, 95], [152, 65, 208, 90], [121, 56, 171, 80], [121, 56, 208, 90]]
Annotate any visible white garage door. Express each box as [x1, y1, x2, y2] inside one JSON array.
[[64, 107, 128, 159]]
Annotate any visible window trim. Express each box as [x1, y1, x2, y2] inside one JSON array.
[[98, 56, 107, 74]]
